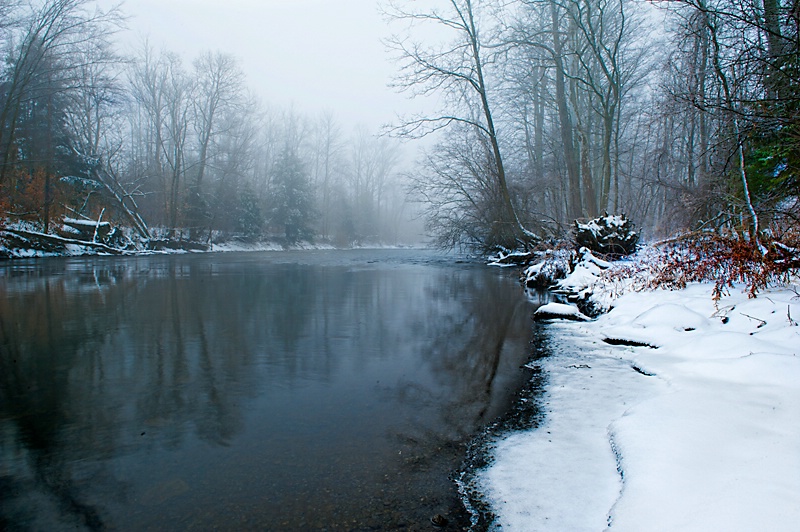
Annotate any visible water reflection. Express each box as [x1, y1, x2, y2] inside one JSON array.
[[0, 250, 536, 530]]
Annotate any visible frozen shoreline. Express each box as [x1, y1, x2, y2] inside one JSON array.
[[478, 273, 800, 530]]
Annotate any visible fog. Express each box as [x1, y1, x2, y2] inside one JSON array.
[[102, 0, 422, 132], [7, 0, 751, 252]]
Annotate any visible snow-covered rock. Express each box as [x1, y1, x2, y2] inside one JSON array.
[[534, 302, 591, 322], [522, 250, 571, 289]]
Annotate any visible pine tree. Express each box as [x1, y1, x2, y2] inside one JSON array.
[[270, 146, 315, 244]]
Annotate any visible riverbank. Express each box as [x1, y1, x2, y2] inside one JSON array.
[[478, 252, 800, 530], [0, 222, 417, 259], [0, 222, 343, 258]]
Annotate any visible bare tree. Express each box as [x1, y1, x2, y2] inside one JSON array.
[[309, 111, 345, 240], [0, 0, 123, 183], [385, 0, 537, 250], [408, 123, 509, 249], [187, 51, 245, 235], [346, 126, 401, 243], [160, 53, 192, 235]]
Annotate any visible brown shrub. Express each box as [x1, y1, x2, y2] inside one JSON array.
[[648, 232, 800, 299]]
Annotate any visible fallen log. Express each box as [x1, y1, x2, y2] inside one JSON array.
[[2, 228, 124, 255], [61, 216, 112, 241]]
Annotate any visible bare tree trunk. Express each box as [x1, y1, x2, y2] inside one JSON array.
[[572, 86, 598, 217], [464, 0, 527, 242], [534, 74, 545, 183], [551, 1, 583, 221], [762, 0, 784, 98], [701, 2, 760, 247]]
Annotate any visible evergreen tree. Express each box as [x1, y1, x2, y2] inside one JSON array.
[[270, 146, 315, 244], [236, 182, 263, 238]]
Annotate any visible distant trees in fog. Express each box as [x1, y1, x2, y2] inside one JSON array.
[[0, 0, 414, 247]]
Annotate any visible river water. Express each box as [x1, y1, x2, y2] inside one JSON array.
[[0, 249, 540, 531]]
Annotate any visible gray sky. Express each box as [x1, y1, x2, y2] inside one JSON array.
[[106, 0, 425, 132]]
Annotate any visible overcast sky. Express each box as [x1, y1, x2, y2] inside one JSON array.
[[104, 0, 426, 132]]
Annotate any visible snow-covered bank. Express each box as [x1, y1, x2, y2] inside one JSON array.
[[479, 274, 800, 530], [2, 219, 413, 258], [0, 228, 400, 258]]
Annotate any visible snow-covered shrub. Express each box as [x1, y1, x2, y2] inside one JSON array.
[[574, 214, 638, 258]]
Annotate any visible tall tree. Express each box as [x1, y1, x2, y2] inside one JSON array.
[[0, 0, 122, 184], [309, 111, 344, 240], [187, 51, 245, 235], [386, 0, 536, 250], [270, 145, 314, 244]]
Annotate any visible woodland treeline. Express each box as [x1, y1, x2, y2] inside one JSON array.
[[388, 0, 799, 251], [1, 0, 798, 254], [0, 0, 410, 249]]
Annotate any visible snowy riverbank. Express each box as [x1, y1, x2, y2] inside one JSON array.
[[0, 223, 404, 259], [478, 260, 800, 530]]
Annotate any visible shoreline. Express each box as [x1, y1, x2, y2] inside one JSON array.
[[471, 256, 800, 530], [457, 324, 551, 530], [0, 233, 428, 261]]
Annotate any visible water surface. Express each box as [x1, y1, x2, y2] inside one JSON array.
[[0, 249, 538, 530]]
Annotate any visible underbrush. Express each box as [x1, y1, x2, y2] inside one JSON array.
[[614, 232, 800, 300]]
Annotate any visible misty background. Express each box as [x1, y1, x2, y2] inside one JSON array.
[[1, 0, 796, 252]]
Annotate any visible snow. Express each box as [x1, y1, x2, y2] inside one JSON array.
[[63, 217, 110, 228], [209, 240, 285, 253], [553, 247, 612, 299], [478, 274, 800, 530], [534, 302, 591, 322]]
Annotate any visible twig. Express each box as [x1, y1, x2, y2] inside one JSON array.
[[740, 312, 767, 328]]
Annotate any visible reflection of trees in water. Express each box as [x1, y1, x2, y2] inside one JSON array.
[[0, 255, 534, 530], [388, 269, 535, 464], [362, 268, 535, 526], [0, 260, 277, 528], [0, 268, 127, 530], [0, 257, 401, 529]]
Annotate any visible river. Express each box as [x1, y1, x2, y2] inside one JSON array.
[[0, 249, 541, 531]]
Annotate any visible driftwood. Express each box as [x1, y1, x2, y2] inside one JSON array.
[[574, 214, 639, 258], [61, 216, 112, 241], [92, 165, 151, 241], [2, 228, 124, 254], [69, 150, 152, 241], [488, 250, 535, 267]]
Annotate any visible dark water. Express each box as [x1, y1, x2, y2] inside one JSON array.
[[0, 249, 538, 531]]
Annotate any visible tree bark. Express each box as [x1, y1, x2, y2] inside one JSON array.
[[551, 1, 583, 221]]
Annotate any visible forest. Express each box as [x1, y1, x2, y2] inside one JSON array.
[[0, 0, 412, 252], [0, 0, 798, 256]]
